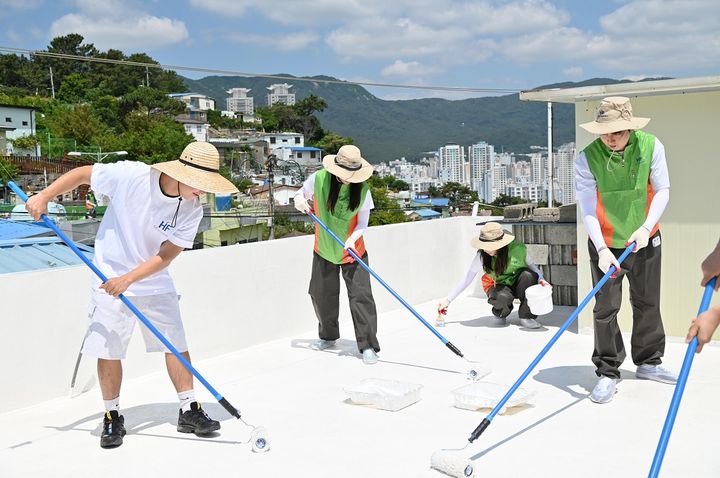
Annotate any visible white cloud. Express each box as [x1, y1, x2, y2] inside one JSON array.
[[226, 31, 319, 51], [49, 1, 189, 51], [381, 60, 440, 77], [500, 0, 720, 76]]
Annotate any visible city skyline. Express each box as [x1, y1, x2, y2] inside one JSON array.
[[0, 1, 718, 100]]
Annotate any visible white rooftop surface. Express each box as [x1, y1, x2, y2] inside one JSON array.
[[1, 294, 719, 478]]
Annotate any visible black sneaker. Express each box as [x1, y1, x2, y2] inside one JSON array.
[[177, 402, 221, 436], [100, 410, 126, 449]]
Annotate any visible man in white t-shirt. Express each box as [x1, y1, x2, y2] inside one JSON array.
[[26, 141, 238, 449]]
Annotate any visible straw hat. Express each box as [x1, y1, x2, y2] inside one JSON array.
[[322, 145, 374, 183], [152, 141, 238, 194], [470, 222, 514, 251], [579, 96, 650, 135]]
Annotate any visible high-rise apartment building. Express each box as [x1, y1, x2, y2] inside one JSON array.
[[266, 83, 296, 106], [226, 88, 254, 115], [438, 144, 466, 183], [555, 142, 576, 205], [468, 141, 494, 194]]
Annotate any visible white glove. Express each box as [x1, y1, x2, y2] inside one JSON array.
[[438, 297, 450, 314], [293, 195, 311, 214], [344, 237, 356, 250], [626, 226, 650, 252], [598, 247, 621, 275]]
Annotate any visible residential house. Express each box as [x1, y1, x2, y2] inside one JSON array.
[[0, 104, 40, 156]]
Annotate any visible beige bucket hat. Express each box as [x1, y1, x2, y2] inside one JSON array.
[[152, 141, 238, 194], [470, 222, 515, 251], [322, 145, 374, 183], [579, 96, 650, 135]]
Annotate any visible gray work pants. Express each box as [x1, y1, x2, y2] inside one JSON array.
[[487, 269, 538, 320], [309, 252, 380, 353], [588, 232, 665, 379]]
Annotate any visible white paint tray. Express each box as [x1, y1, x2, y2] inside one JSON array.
[[452, 381, 534, 414], [344, 378, 423, 411]]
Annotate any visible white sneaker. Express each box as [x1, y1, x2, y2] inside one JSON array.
[[362, 348, 378, 365], [590, 376, 618, 404], [310, 339, 336, 351], [519, 318, 542, 329], [636, 364, 677, 384]]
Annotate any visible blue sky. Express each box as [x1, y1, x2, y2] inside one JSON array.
[[1, 0, 718, 99]]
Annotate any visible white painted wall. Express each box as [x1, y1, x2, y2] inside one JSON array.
[[0, 217, 478, 411]]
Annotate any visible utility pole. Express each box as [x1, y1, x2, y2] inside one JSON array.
[[49, 67, 55, 99], [547, 102, 553, 207], [267, 154, 277, 240]]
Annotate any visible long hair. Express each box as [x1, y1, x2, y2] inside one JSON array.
[[327, 174, 362, 214], [481, 246, 509, 275]]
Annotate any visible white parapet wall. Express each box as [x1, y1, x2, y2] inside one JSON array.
[[0, 216, 481, 412]]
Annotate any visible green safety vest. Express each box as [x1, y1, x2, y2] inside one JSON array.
[[313, 170, 369, 264], [487, 241, 528, 286], [583, 130, 657, 249]]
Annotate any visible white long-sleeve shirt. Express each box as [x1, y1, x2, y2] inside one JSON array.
[[575, 136, 670, 251], [294, 171, 374, 243], [447, 252, 543, 302]]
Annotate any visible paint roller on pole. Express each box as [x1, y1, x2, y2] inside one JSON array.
[[308, 212, 480, 373], [431, 243, 635, 478], [647, 277, 716, 478], [8, 180, 270, 452]]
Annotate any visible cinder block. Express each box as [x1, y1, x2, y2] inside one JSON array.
[[546, 265, 578, 286], [559, 203, 577, 223], [532, 207, 559, 222], [543, 224, 577, 245], [526, 244, 549, 265]]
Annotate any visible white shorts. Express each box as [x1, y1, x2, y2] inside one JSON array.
[[81, 291, 188, 360]]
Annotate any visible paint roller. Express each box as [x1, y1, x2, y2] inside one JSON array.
[[430, 450, 475, 478]]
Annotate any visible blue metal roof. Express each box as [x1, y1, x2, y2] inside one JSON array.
[[0, 237, 95, 274], [411, 198, 450, 207], [412, 208, 442, 218], [0, 219, 53, 240]]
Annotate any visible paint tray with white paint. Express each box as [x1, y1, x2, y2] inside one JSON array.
[[452, 382, 534, 414], [344, 378, 423, 412]]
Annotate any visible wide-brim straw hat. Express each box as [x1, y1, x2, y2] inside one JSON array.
[[470, 222, 514, 251], [579, 96, 650, 135], [322, 144, 374, 183], [152, 141, 239, 194]]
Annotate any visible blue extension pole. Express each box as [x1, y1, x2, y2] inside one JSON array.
[[648, 277, 716, 478], [308, 211, 465, 358], [467, 243, 636, 442], [8, 181, 241, 419]]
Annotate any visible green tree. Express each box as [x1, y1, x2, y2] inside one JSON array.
[[119, 115, 193, 164], [439, 182, 479, 208], [47, 105, 105, 146], [491, 194, 525, 207], [119, 87, 186, 119], [8, 134, 40, 152], [56, 73, 92, 103]]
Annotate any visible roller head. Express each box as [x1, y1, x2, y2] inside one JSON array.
[[430, 450, 475, 477], [251, 426, 270, 453]]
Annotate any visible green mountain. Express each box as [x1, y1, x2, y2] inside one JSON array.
[[182, 75, 633, 162]]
